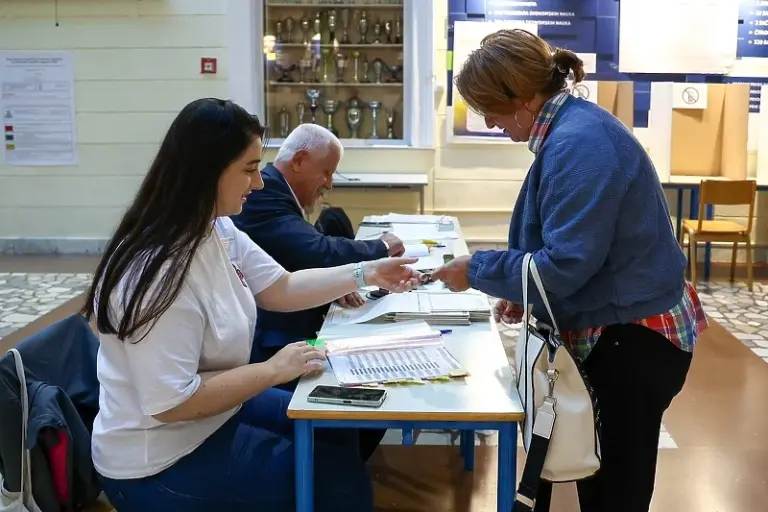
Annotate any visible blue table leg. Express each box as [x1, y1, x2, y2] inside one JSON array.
[[460, 430, 475, 471], [497, 422, 517, 512], [295, 420, 314, 512], [704, 204, 714, 280], [402, 427, 413, 445]]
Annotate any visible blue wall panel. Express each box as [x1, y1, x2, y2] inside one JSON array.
[[447, 0, 768, 126]]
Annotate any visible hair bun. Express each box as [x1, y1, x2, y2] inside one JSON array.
[[552, 48, 586, 84]]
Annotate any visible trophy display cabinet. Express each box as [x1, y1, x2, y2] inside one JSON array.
[[262, 0, 409, 146]]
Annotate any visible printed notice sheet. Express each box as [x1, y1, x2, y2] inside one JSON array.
[[0, 52, 78, 166], [329, 345, 465, 386]]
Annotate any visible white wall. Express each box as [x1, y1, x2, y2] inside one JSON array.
[[0, 0, 229, 252]]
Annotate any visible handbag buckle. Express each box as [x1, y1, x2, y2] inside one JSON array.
[[547, 369, 559, 398]]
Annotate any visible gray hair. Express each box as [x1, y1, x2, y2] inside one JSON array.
[[274, 123, 344, 163]]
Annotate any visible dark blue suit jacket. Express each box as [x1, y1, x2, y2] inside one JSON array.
[[231, 163, 388, 361]]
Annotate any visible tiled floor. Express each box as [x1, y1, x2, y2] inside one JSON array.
[[0, 272, 91, 339]]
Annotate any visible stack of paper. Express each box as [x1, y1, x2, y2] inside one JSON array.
[[324, 290, 491, 327], [322, 327, 468, 386], [368, 213, 452, 224]]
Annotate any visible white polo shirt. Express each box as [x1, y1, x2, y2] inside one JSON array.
[[91, 217, 286, 479]]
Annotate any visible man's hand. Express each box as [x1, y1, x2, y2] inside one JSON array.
[[431, 255, 472, 292], [380, 233, 405, 257], [336, 292, 365, 308]]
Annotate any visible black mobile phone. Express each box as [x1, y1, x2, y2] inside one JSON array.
[[366, 288, 390, 300], [307, 385, 387, 408]]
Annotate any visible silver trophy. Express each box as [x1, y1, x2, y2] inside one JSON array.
[[361, 58, 370, 83], [334, 52, 347, 82], [327, 10, 338, 45], [300, 16, 311, 45], [340, 9, 351, 44], [371, 58, 386, 84], [369, 101, 381, 139], [306, 89, 321, 123], [278, 107, 291, 138], [321, 48, 332, 82], [322, 100, 341, 136], [275, 20, 284, 43], [296, 102, 307, 124], [384, 20, 392, 44], [285, 16, 296, 44], [346, 97, 364, 139], [313, 12, 322, 41], [372, 18, 382, 44], [298, 55, 311, 83], [395, 16, 402, 44], [358, 11, 369, 44], [385, 108, 395, 139]]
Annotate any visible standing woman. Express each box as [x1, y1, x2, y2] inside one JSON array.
[[433, 30, 708, 512], [81, 98, 420, 511]]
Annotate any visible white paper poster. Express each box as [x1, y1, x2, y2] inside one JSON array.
[[618, 0, 739, 75], [569, 80, 599, 104], [0, 52, 78, 166], [672, 83, 709, 109]]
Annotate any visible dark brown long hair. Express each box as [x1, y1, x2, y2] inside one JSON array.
[[81, 98, 266, 341]]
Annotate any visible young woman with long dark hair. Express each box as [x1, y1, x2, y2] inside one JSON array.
[[82, 98, 420, 511]]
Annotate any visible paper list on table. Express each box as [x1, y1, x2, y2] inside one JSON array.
[[329, 346, 463, 385]]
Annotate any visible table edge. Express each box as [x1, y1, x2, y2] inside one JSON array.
[[286, 409, 525, 422]]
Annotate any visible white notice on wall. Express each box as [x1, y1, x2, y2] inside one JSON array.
[[0, 52, 78, 166], [568, 80, 599, 104], [618, 0, 739, 75], [671, 83, 709, 110]]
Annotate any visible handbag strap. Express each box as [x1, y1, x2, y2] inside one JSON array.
[[521, 253, 561, 335], [515, 254, 559, 511], [9, 349, 32, 504]]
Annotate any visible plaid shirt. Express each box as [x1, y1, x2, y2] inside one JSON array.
[[527, 91, 709, 361]]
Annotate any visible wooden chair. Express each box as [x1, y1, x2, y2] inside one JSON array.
[[680, 179, 757, 291]]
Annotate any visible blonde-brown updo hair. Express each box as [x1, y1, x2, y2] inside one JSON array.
[[454, 29, 585, 116]]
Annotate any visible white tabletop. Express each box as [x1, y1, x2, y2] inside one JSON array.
[[332, 173, 429, 187], [287, 215, 524, 423]]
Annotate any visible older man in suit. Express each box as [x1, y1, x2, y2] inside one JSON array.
[[232, 123, 404, 363]]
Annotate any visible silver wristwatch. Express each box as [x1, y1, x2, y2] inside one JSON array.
[[353, 261, 367, 288], [381, 238, 390, 253]]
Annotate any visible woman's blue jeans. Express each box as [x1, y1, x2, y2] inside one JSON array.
[[98, 388, 373, 512]]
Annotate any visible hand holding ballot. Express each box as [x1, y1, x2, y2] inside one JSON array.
[[364, 257, 423, 292], [431, 254, 472, 292]]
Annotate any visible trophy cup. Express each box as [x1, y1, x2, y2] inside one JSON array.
[[313, 12, 322, 41], [298, 54, 311, 83], [273, 57, 296, 83], [285, 16, 296, 44], [385, 108, 395, 139], [275, 20, 284, 44], [334, 52, 347, 82], [296, 102, 307, 124], [395, 16, 402, 44], [340, 9, 351, 44], [361, 58, 371, 83], [300, 15, 311, 45], [321, 48, 332, 82], [369, 101, 381, 139], [278, 107, 291, 138], [327, 10, 338, 45], [311, 51, 322, 82], [322, 100, 341, 136], [387, 64, 402, 83], [306, 89, 321, 123], [384, 20, 392, 44], [372, 18, 382, 44], [371, 58, 386, 84], [346, 97, 364, 139], [358, 11, 369, 44], [351, 51, 361, 83]]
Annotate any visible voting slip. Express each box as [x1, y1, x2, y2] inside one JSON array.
[[322, 329, 468, 386]]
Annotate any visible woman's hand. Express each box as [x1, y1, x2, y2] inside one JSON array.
[[266, 341, 327, 383], [494, 299, 524, 324], [337, 292, 365, 308], [431, 255, 471, 292], [363, 257, 421, 292]]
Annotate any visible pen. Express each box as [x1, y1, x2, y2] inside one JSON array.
[[439, 329, 453, 335]]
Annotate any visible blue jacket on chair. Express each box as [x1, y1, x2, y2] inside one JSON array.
[[231, 163, 388, 361], [0, 314, 101, 512]]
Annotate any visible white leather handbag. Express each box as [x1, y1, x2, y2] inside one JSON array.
[[514, 254, 601, 511], [0, 349, 42, 512]]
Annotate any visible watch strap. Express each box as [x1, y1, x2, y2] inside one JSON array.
[[353, 262, 368, 288]]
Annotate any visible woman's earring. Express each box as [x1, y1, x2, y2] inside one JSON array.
[[514, 108, 535, 130]]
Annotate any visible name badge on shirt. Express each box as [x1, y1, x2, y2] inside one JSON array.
[[231, 262, 249, 288]]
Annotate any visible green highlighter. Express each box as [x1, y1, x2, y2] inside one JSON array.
[[306, 338, 325, 348]]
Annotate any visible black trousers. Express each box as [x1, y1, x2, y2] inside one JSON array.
[[534, 323, 693, 512]]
